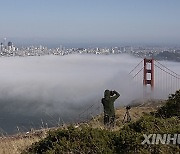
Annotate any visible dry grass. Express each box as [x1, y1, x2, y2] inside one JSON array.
[[88, 106, 156, 130], [0, 130, 46, 154], [89, 99, 165, 129]]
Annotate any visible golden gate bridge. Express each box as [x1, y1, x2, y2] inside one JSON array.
[[130, 58, 180, 99]]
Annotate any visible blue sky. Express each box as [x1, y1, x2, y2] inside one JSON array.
[[0, 0, 180, 46]]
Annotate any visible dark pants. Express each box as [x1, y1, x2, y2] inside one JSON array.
[[104, 114, 115, 127]]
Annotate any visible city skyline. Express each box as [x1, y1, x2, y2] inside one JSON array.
[[0, 0, 180, 46]]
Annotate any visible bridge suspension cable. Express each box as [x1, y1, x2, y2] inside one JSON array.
[[129, 59, 144, 75], [132, 67, 144, 78], [154, 63, 180, 80], [155, 60, 180, 78]]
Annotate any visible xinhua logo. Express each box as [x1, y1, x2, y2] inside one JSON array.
[[142, 134, 180, 145]]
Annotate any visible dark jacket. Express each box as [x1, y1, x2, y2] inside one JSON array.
[[101, 90, 120, 116]]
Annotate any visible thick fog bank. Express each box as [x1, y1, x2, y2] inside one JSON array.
[[0, 54, 179, 134]]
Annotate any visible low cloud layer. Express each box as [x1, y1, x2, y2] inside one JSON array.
[[0, 54, 179, 134]]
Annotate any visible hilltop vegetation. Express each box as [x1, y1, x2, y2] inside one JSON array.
[[24, 90, 180, 154], [155, 90, 180, 118], [155, 51, 180, 62]]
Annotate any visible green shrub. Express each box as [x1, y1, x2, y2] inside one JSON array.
[[156, 89, 180, 118], [25, 115, 180, 154], [114, 115, 180, 154], [25, 126, 116, 154]]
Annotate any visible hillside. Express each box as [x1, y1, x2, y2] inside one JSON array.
[[23, 90, 179, 154], [0, 99, 166, 154]]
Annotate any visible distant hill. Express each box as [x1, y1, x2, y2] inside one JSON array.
[[155, 51, 180, 62]]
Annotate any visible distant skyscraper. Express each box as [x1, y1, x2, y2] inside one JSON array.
[[8, 41, 13, 47], [7, 41, 13, 51], [0, 43, 3, 51]]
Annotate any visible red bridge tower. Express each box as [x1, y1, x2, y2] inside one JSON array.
[[143, 58, 154, 91]]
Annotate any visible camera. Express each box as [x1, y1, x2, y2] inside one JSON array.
[[126, 106, 131, 110], [110, 91, 114, 96]]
